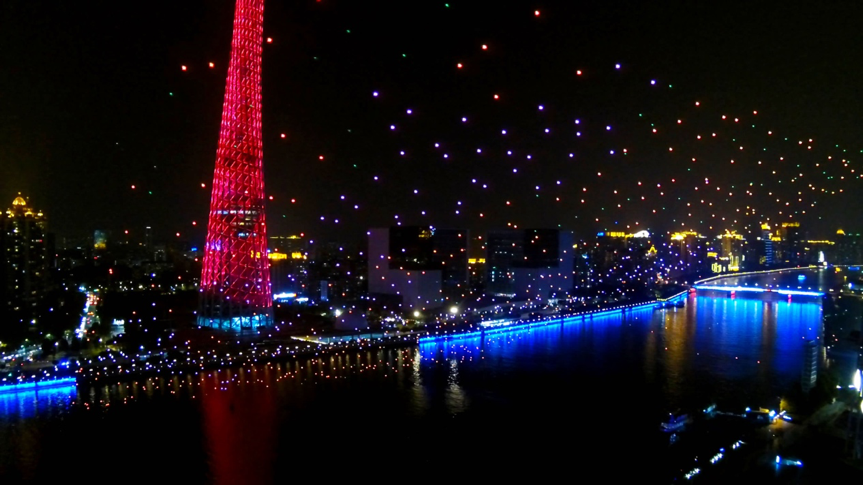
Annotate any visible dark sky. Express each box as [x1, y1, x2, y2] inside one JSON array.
[[2, 0, 863, 246]]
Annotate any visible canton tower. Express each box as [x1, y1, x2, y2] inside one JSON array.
[[199, 0, 272, 331]]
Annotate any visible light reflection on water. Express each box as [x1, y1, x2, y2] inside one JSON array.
[[0, 385, 76, 420], [0, 271, 840, 482], [420, 294, 822, 412]]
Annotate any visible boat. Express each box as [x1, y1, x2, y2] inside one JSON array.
[[655, 300, 685, 310], [661, 412, 691, 432]]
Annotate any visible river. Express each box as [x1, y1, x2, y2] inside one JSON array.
[[1, 268, 860, 483]]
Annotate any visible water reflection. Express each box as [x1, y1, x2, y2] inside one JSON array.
[[0, 385, 76, 420], [0, 278, 833, 482], [420, 293, 823, 411], [200, 368, 278, 485]]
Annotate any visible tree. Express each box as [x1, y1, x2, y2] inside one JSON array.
[[41, 337, 55, 356]]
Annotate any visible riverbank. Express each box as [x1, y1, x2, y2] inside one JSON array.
[[4, 267, 833, 390], [1, 270, 843, 484]]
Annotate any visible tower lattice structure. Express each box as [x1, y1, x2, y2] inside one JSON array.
[[199, 0, 272, 331]]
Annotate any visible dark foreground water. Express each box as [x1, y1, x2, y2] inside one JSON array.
[[1, 268, 859, 483]]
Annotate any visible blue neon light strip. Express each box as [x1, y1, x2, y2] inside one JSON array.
[[419, 291, 688, 344], [0, 377, 77, 394], [693, 285, 823, 297]]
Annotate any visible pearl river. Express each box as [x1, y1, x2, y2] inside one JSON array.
[[1, 267, 861, 483]]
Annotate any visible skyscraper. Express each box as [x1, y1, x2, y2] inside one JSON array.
[[776, 222, 803, 265], [199, 0, 272, 331], [1, 195, 48, 334], [485, 229, 575, 300], [801, 340, 818, 393], [835, 229, 862, 265], [268, 235, 309, 296], [368, 226, 468, 310], [759, 223, 774, 267]]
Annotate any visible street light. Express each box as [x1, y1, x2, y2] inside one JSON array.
[[855, 369, 862, 397]]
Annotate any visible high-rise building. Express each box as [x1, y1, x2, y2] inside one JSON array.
[[713, 231, 745, 273], [669, 230, 709, 276], [776, 222, 804, 265], [485, 229, 574, 300], [801, 340, 818, 393], [758, 223, 774, 267], [143, 226, 153, 250], [572, 241, 595, 289], [94, 230, 108, 250], [836, 229, 863, 264], [588, 230, 657, 296], [486, 229, 522, 296], [307, 241, 366, 304], [428, 228, 469, 299], [268, 235, 309, 296], [199, 0, 272, 331], [1, 195, 48, 333], [801, 239, 835, 265], [368, 226, 468, 310], [467, 258, 486, 292]]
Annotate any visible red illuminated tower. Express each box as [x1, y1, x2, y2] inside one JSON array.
[[199, 0, 272, 331]]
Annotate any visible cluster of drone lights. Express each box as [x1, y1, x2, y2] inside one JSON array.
[[199, 0, 273, 330]]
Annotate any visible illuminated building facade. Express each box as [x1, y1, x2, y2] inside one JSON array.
[[94, 230, 108, 250], [467, 258, 486, 291], [775, 222, 804, 265], [368, 226, 468, 310], [589, 230, 657, 296], [801, 340, 818, 393], [199, 0, 272, 331], [669, 231, 708, 273], [712, 231, 745, 273], [835, 229, 863, 264], [758, 223, 774, 267], [268, 235, 311, 298], [1, 196, 48, 333], [801, 239, 834, 265], [268, 235, 309, 296]]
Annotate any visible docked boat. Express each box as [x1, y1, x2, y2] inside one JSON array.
[[661, 412, 691, 432]]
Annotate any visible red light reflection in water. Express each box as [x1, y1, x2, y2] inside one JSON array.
[[201, 367, 277, 485]]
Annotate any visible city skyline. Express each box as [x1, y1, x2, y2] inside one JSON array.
[[3, 2, 863, 481], [2, 1, 863, 243]]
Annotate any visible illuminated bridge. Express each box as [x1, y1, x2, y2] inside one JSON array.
[[692, 285, 824, 297], [691, 267, 832, 298]]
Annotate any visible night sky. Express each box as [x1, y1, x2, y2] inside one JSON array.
[[2, 0, 863, 245]]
